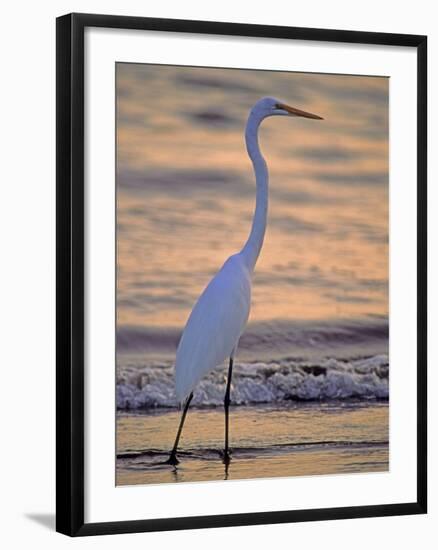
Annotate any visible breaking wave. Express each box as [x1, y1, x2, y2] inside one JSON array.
[[117, 355, 389, 410]]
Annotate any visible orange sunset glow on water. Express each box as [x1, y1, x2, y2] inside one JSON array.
[[116, 64, 388, 329]]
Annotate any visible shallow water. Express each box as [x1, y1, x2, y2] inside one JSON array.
[[116, 402, 388, 486]]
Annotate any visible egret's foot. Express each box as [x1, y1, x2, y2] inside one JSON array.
[[165, 452, 180, 466], [220, 449, 232, 465]]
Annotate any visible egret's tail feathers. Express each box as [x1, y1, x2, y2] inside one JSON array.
[[175, 365, 198, 405]]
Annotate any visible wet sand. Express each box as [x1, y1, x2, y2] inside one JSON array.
[[116, 401, 388, 486]]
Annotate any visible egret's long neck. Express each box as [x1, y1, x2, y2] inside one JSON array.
[[240, 113, 268, 272]]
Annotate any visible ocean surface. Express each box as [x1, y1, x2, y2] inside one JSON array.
[[116, 63, 389, 485]]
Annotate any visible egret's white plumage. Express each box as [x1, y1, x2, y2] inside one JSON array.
[[174, 97, 323, 404], [175, 253, 251, 401]]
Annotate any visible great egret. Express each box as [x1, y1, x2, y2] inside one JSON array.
[[167, 97, 323, 465]]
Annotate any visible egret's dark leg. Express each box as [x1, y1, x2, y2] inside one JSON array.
[[166, 392, 193, 465], [223, 357, 234, 464]]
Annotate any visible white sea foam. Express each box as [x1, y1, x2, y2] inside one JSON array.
[[116, 355, 388, 410]]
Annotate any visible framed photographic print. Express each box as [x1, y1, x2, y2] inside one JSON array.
[[56, 13, 427, 536]]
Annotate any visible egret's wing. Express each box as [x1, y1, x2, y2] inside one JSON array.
[[175, 254, 251, 401]]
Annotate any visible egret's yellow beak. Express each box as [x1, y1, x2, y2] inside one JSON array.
[[276, 102, 323, 120]]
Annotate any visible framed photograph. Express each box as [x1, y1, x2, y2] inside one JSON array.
[[56, 13, 427, 536]]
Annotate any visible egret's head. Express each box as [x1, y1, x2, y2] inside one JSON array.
[[251, 96, 323, 121]]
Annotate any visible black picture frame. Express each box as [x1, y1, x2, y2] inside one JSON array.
[[56, 12, 427, 537]]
